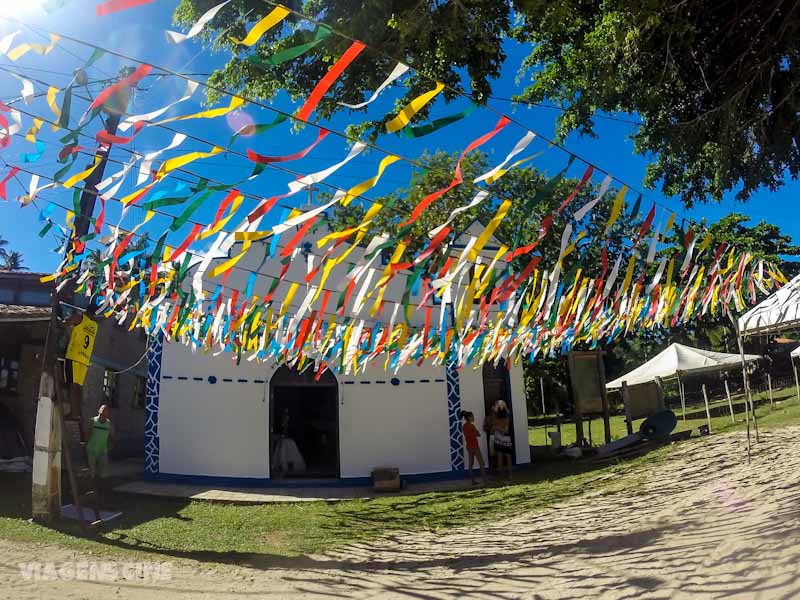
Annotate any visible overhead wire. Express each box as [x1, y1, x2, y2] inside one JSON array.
[[1, 16, 599, 242]]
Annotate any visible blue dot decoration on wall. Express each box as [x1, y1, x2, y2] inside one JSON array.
[[208, 375, 217, 384], [390, 377, 400, 386]]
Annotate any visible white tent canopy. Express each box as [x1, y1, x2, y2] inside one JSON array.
[[607, 343, 761, 390], [738, 274, 800, 336]]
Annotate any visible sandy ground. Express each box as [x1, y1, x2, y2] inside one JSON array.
[[2, 427, 799, 599]]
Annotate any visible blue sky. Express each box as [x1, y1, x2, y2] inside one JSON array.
[[0, 0, 797, 273]]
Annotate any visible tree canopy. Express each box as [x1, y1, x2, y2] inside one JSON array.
[[1, 251, 27, 271], [175, 0, 800, 206]]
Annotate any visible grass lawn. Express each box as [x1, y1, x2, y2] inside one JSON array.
[[1, 391, 798, 565], [529, 386, 799, 447]]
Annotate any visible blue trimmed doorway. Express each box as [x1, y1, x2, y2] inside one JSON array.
[[269, 366, 340, 479]]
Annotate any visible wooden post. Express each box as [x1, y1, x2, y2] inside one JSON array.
[[702, 383, 713, 434], [729, 313, 751, 462], [622, 381, 633, 435], [744, 369, 759, 443], [539, 377, 547, 445], [31, 372, 60, 524], [599, 356, 611, 445], [654, 376, 666, 410], [539, 377, 546, 415], [767, 373, 774, 408], [724, 379, 735, 423], [678, 374, 687, 421]]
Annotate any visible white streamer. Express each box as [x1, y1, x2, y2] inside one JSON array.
[[338, 62, 409, 109]]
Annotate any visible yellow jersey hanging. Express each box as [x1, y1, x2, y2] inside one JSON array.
[[66, 314, 98, 366]]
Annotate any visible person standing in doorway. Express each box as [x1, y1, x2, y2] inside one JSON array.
[[63, 296, 101, 441], [461, 411, 486, 485], [493, 401, 513, 483], [86, 404, 114, 507]]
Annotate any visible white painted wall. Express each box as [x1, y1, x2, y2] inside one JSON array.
[[338, 363, 452, 478], [458, 366, 490, 462], [510, 364, 531, 464], [158, 343, 270, 479], [157, 341, 529, 479]]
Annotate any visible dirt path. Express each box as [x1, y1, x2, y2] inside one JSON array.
[[2, 428, 799, 599]]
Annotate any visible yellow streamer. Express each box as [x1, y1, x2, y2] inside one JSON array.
[[385, 82, 444, 133], [278, 282, 299, 320], [475, 245, 508, 298], [6, 34, 59, 62], [469, 199, 511, 261], [231, 5, 290, 46], [341, 155, 401, 207], [63, 156, 101, 189], [485, 153, 543, 185], [620, 253, 637, 296], [561, 230, 586, 263], [317, 201, 383, 247], [46, 87, 61, 131], [210, 239, 252, 278], [198, 192, 244, 240], [663, 213, 676, 236], [25, 118, 43, 144], [604, 186, 627, 235], [153, 95, 245, 126], [156, 146, 223, 181]]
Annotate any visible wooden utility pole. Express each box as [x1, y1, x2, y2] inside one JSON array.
[[31, 67, 134, 527], [724, 379, 735, 423]]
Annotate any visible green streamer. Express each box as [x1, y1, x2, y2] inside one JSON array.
[[38, 221, 54, 238], [629, 192, 642, 220], [228, 114, 289, 146], [169, 190, 212, 232], [248, 26, 331, 68], [141, 193, 193, 211], [150, 231, 168, 266], [403, 103, 477, 139]]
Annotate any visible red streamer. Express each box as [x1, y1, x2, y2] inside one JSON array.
[[58, 144, 84, 161], [634, 203, 656, 244], [296, 41, 366, 122], [0, 167, 20, 201], [402, 116, 511, 227], [96, 0, 155, 17], [280, 216, 319, 258], [87, 64, 152, 114], [557, 165, 594, 214], [94, 197, 106, 233], [95, 121, 145, 145], [247, 129, 330, 164], [169, 223, 202, 263]]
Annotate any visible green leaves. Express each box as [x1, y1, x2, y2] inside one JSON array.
[[512, 0, 800, 206]]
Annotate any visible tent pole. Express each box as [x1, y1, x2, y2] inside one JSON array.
[[701, 383, 713, 434], [767, 373, 774, 408], [724, 379, 735, 423], [745, 368, 759, 442], [793, 358, 800, 403], [540, 377, 547, 445], [729, 312, 751, 462], [677, 373, 686, 421]]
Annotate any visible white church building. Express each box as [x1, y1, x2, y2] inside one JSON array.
[[143, 219, 530, 486]]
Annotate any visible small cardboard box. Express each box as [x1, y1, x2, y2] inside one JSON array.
[[372, 467, 401, 492]]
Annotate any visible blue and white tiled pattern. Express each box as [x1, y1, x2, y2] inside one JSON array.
[[446, 358, 465, 471], [144, 333, 163, 475]]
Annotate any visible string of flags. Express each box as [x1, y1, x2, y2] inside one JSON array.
[[0, 3, 788, 379]]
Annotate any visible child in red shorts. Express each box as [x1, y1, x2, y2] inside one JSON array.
[[461, 411, 486, 485]]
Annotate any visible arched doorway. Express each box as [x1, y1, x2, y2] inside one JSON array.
[[269, 366, 339, 479], [482, 360, 516, 464]]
